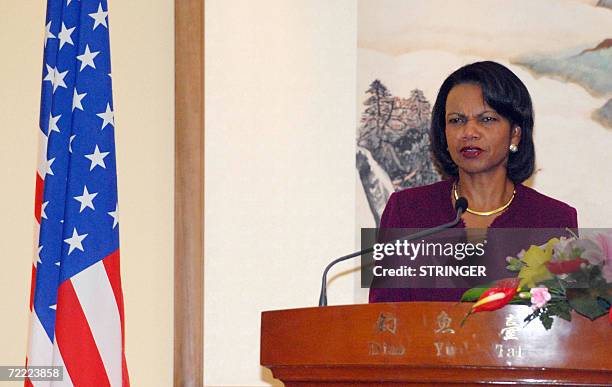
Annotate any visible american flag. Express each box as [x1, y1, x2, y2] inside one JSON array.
[[26, 0, 129, 386]]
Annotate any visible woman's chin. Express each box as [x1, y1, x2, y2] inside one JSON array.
[[456, 163, 502, 176]]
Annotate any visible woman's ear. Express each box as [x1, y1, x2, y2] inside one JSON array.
[[512, 126, 521, 145]]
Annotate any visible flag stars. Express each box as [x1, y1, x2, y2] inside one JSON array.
[[44, 21, 55, 48], [69, 135, 76, 153], [76, 45, 100, 71], [37, 246, 43, 264], [54, 68, 68, 92], [43, 64, 55, 84], [85, 145, 110, 170], [48, 113, 61, 134], [97, 103, 115, 130], [43, 65, 68, 93], [41, 201, 49, 220], [63, 227, 87, 255], [74, 186, 98, 212], [72, 89, 86, 111], [89, 3, 109, 30], [108, 203, 119, 229], [45, 157, 56, 177], [58, 23, 76, 49]]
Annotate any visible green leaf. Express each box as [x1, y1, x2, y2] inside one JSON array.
[[588, 266, 607, 288], [548, 301, 572, 322], [540, 279, 561, 288], [460, 287, 488, 302], [568, 295, 608, 320], [539, 312, 554, 330], [597, 288, 612, 305], [506, 257, 525, 271], [508, 298, 530, 305], [597, 297, 610, 311]]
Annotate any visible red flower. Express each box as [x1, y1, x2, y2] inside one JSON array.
[[545, 258, 586, 274], [472, 283, 519, 313], [461, 278, 520, 326]]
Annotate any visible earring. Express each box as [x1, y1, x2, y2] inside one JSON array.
[[509, 144, 518, 153]]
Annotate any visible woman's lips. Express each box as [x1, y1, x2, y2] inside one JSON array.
[[460, 146, 484, 159]]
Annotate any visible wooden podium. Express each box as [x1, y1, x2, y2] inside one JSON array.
[[261, 302, 612, 386]]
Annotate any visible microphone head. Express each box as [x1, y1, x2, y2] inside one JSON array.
[[455, 197, 469, 213]]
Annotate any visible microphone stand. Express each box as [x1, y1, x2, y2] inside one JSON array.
[[318, 200, 467, 307]]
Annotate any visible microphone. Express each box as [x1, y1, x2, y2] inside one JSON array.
[[317, 197, 469, 307], [455, 197, 468, 214]]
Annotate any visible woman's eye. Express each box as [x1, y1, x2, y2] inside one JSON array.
[[481, 116, 496, 123], [448, 117, 463, 124]]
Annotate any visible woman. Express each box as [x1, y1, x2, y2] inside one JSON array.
[[369, 61, 578, 303]]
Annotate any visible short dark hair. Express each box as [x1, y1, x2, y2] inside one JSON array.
[[430, 61, 535, 184]]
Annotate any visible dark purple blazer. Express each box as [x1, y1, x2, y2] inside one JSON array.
[[368, 179, 578, 303]]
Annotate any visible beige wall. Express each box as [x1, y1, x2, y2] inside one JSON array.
[[205, 0, 357, 385], [0, 1, 174, 387], [0, 2, 43, 384]]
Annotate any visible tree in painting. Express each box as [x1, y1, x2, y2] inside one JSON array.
[[357, 80, 441, 226]]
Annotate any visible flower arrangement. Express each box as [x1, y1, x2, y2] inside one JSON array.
[[461, 230, 612, 329]]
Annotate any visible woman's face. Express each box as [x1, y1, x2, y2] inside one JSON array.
[[444, 83, 520, 177]]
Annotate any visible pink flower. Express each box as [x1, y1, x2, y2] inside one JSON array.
[[530, 287, 551, 310], [585, 232, 612, 282], [597, 232, 612, 258]]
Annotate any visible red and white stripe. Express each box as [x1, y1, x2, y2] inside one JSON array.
[[26, 131, 129, 386]]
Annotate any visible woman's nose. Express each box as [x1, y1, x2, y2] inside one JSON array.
[[462, 118, 481, 140]]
